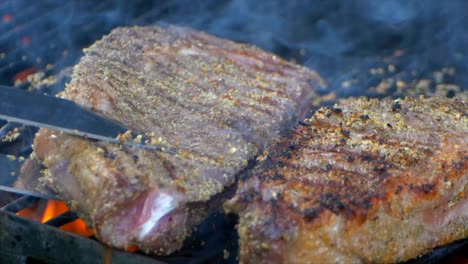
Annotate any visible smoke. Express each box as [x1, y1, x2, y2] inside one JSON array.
[[1, 0, 467, 97]]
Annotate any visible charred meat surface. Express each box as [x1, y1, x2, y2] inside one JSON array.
[[226, 97, 468, 263], [25, 25, 321, 254]]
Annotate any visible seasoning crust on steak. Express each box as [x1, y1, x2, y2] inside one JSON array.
[[27, 25, 322, 254], [226, 97, 468, 263]]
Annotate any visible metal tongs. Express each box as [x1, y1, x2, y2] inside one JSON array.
[[0, 85, 167, 199]]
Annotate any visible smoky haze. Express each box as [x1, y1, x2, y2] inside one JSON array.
[[1, 0, 467, 97]]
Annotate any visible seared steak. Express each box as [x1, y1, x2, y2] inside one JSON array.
[[226, 97, 467, 263], [26, 25, 321, 254]]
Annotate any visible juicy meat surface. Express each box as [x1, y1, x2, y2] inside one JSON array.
[[226, 97, 468, 263], [27, 25, 322, 254]]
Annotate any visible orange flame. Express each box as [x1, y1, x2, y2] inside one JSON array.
[[16, 199, 139, 251], [41, 200, 68, 222], [16, 200, 93, 237]]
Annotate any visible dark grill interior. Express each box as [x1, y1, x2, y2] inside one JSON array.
[[0, 195, 166, 264], [0, 1, 467, 263], [0, 192, 239, 263]]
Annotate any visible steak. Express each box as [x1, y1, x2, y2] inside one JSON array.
[[226, 97, 468, 263], [25, 26, 322, 254]]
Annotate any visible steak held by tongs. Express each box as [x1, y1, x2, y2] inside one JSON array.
[[26, 25, 322, 254]]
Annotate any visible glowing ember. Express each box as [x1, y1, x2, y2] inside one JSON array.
[[21, 36, 31, 45], [60, 218, 93, 237], [126, 245, 138, 253], [13, 67, 36, 82], [2, 14, 12, 22], [16, 200, 93, 237], [15, 200, 47, 222]]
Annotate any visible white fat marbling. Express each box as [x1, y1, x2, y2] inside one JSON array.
[[138, 193, 176, 239], [178, 48, 202, 56]]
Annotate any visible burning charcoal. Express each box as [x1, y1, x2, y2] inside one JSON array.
[[24, 25, 322, 255], [227, 97, 467, 263]]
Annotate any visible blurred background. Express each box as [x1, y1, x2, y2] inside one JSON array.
[[0, 0, 467, 100]]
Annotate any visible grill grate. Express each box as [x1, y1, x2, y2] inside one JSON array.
[[1, 195, 39, 213], [0, 195, 167, 264], [0, 189, 239, 264]]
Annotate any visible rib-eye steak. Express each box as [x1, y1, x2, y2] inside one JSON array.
[[226, 97, 468, 263], [24, 25, 322, 254]]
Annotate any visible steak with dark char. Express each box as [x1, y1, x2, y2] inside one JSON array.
[[226, 97, 467, 263], [25, 25, 322, 254]]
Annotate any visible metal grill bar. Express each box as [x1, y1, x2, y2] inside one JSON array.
[[0, 191, 170, 263], [0, 209, 166, 264], [1, 195, 39, 213], [43, 211, 78, 227]]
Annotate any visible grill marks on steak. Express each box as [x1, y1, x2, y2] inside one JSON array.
[[29, 25, 322, 254], [227, 97, 468, 263]]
